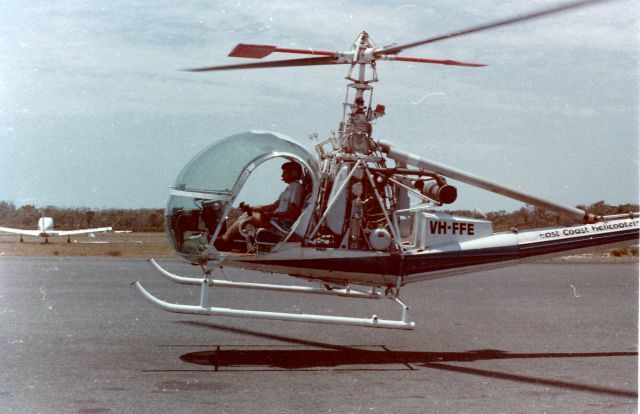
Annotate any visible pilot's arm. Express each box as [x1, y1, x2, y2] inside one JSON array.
[[252, 202, 278, 214], [244, 181, 302, 218]]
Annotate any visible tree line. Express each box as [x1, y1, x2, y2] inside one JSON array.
[[448, 200, 639, 232], [0, 202, 164, 232], [0, 200, 636, 233]]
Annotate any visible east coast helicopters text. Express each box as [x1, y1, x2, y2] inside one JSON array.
[[538, 220, 639, 239]]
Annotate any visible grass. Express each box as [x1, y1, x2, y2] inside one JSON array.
[[610, 247, 639, 258], [0, 232, 177, 258]]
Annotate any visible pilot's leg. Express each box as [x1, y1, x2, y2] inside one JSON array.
[[217, 213, 262, 248]]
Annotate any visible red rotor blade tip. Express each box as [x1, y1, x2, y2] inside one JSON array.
[[228, 44, 277, 59]]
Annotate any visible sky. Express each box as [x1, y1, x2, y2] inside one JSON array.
[[0, 0, 638, 213]]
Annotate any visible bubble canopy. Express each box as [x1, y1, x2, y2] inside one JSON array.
[[165, 131, 319, 262]]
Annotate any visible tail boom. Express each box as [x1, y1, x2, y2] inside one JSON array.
[[402, 217, 638, 284]]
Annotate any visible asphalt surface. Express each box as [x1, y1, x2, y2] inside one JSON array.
[[0, 257, 637, 413]]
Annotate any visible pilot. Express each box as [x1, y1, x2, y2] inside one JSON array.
[[216, 161, 304, 250]]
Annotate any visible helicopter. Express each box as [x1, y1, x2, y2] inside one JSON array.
[[134, 0, 639, 330]]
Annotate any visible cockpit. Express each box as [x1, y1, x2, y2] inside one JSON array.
[[165, 131, 318, 263]]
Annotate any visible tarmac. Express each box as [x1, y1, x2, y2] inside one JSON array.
[[0, 257, 637, 413]]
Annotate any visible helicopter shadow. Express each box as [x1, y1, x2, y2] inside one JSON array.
[[174, 321, 637, 398]]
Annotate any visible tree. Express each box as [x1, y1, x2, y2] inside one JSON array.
[[86, 211, 95, 227]]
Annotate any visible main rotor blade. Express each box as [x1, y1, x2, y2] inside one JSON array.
[[229, 43, 337, 59], [376, 0, 612, 56], [184, 56, 342, 72], [382, 56, 486, 67]]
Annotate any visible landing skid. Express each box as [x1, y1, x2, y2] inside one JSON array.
[[133, 259, 415, 330]]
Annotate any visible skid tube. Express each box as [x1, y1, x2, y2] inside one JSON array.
[[147, 258, 382, 299], [133, 259, 415, 330]]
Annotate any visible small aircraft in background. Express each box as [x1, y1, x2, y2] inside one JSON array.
[[0, 217, 112, 243]]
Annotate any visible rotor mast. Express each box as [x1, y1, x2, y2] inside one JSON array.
[[338, 32, 384, 155]]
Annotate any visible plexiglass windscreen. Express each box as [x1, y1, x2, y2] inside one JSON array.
[[165, 131, 318, 262]]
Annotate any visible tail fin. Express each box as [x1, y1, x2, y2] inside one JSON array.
[[37, 217, 54, 231]]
